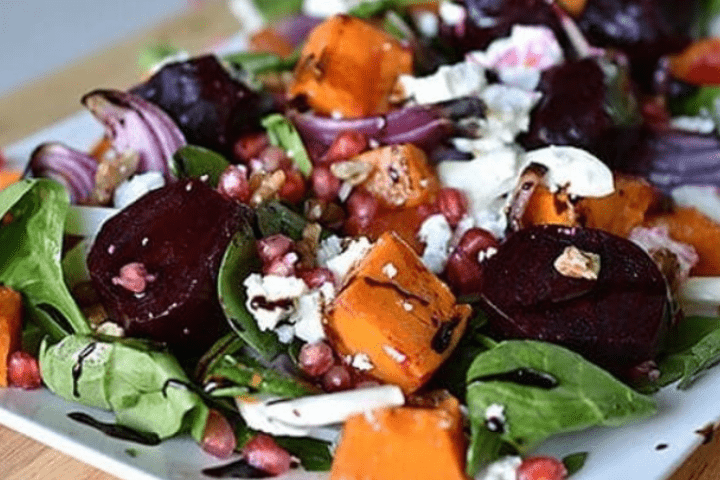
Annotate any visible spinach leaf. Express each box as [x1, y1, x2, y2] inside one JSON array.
[[465, 341, 656, 474], [224, 50, 300, 75], [218, 230, 284, 360], [252, 0, 303, 22], [39, 335, 208, 441], [138, 43, 181, 72], [349, 0, 424, 18], [207, 353, 315, 398], [652, 316, 720, 390], [261, 114, 313, 177], [171, 145, 230, 188], [563, 452, 589, 477], [274, 436, 333, 471], [0, 179, 89, 338]]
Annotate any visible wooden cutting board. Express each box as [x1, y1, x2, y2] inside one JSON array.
[[0, 1, 717, 479]]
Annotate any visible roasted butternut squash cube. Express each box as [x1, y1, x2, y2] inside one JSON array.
[[325, 232, 471, 393], [330, 394, 468, 480], [0, 286, 22, 387], [288, 15, 413, 118]]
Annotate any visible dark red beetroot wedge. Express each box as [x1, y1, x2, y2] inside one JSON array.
[[480, 225, 669, 377], [87, 178, 253, 357]]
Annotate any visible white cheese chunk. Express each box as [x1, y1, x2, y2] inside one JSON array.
[[397, 61, 486, 105], [243, 274, 308, 332], [418, 214, 453, 274]]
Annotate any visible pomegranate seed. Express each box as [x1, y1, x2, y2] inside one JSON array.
[[243, 434, 292, 476], [111, 262, 156, 294], [436, 188, 468, 228], [443, 228, 498, 296], [311, 166, 342, 201], [258, 146, 292, 172], [298, 341, 335, 377], [257, 235, 294, 265], [7, 352, 42, 389], [234, 132, 270, 163], [516, 456, 568, 480], [346, 190, 379, 221], [263, 252, 298, 277], [202, 409, 237, 459], [322, 365, 353, 392], [279, 169, 307, 204], [297, 267, 335, 289], [321, 131, 368, 164], [416, 201, 440, 222], [217, 165, 250, 203]]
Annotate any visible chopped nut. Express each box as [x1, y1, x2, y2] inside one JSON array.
[[91, 150, 140, 205], [251, 170, 286, 207], [553, 245, 601, 280], [330, 160, 373, 186]]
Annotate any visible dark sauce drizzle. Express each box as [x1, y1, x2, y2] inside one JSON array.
[[202, 458, 271, 478], [72, 342, 97, 398], [431, 318, 461, 354], [469, 367, 559, 389], [250, 296, 294, 311], [67, 412, 161, 446]]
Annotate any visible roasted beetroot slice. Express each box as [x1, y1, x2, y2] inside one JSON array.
[[479, 225, 669, 377], [87, 179, 253, 357]]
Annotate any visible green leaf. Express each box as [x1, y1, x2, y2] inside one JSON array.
[[218, 230, 284, 360], [465, 341, 656, 470], [563, 452, 589, 477], [670, 85, 720, 118], [349, 0, 424, 18], [261, 114, 313, 177], [39, 335, 208, 440], [224, 50, 300, 75], [599, 57, 641, 127], [274, 436, 333, 471], [256, 201, 312, 241], [0, 179, 89, 338], [652, 316, 720, 390], [207, 353, 315, 398], [138, 43, 181, 72], [252, 0, 303, 22], [171, 145, 230, 188], [466, 421, 504, 477]]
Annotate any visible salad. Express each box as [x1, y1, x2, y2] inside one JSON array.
[[3, 0, 720, 479]]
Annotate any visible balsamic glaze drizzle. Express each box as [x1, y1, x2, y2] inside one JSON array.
[[469, 367, 559, 389], [71, 342, 97, 398], [202, 458, 271, 478], [67, 412, 161, 446]]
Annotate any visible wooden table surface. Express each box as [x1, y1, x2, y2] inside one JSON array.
[[0, 2, 718, 479]]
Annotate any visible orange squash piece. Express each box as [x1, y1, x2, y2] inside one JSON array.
[[577, 175, 662, 238], [288, 15, 413, 118], [646, 207, 720, 276], [669, 38, 720, 85], [0, 287, 23, 387], [325, 232, 471, 394], [0, 169, 21, 192], [522, 184, 576, 228], [249, 28, 296, 58], [556, 0, 588, 17], [330, 394, 468, 480]]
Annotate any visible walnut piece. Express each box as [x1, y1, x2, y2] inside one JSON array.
[[553, 245, 600, 280]]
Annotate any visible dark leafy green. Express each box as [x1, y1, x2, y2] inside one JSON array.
[[563, 452, 589, 477], [349, 0, 424, 18], [650, 316, 720, 391], [261, 114, 312, 176], [465, 341, 656, 475], [274, 436, 333, 471], [207, 353, 315, 398], [256, 200, 312, 241], [0, 179, 89, 338], [218, 230, 284, 360], [252, 0, 303, 22], [224, 50, 300, 75], [670, 85, 720, 117], [138, 43, 181, 72], [39, 335, 208, 441], [171, 145, 230, 187]]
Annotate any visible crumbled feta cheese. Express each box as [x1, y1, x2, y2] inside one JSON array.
[[522, 145, 614, 198], [382, 344, 407, 363], [418, 214, 453, 273], [351, 353, 374, 371], [243, 274, 308, 332], [415, 10, 439, 37], [382, 262, 398, 279], [475, 456, 522, 480], [397, 61, 486, 104], [324, 237, 373, 283], [553, 246, 601, 280], [302, 0, 367, 17], [113, 172, 165, 209], [477, 85, 543, 145], [439, 1, 466, 26], [274, 325, 296, 344], [402, 301, 414, 312], [290, 282, 335, 343], [317, 235, 344, 266], [478, 246, 498, 263]]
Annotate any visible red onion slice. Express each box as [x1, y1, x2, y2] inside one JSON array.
[[82, 90, 186, 179], [29, 143, 98, 204]]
